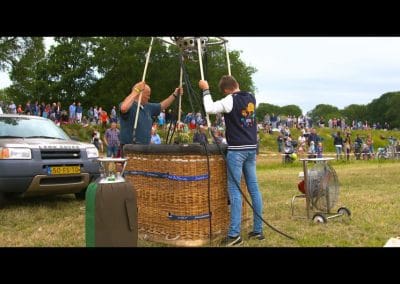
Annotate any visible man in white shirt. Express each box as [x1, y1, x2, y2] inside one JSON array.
[[8, 101, 16, 114]]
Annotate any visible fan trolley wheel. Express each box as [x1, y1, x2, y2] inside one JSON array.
[[312, 213, 327, 223], [337, 207, 351, 217]]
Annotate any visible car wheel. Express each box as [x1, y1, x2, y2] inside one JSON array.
[[75, 189, 86, 200]]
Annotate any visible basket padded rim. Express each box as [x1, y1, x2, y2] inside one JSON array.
[[123, 143, 227, 155]]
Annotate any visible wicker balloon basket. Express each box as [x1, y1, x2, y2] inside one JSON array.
[[123, 144, 251, 247]]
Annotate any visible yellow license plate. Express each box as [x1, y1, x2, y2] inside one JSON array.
[[50, 166, 80, 175]]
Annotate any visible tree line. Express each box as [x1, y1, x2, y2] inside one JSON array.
[[255, 94, 400, 129], [0, 37, 256, 114]]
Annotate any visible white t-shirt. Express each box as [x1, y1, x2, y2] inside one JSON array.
[[9, 103, 16, 114]]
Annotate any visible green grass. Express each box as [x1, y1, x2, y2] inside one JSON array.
[[0, 195, 85, 246], [3, 124, 399, 247], [248, 156, 400, 247], [61, 123, 103, 144], [1, 155, 400, 247]]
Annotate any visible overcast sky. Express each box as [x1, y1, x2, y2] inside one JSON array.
[[227, 37, 400, 113], [1, 37, 400, 114]]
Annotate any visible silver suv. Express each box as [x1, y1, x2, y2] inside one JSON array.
[[0, 114, 100, 207]]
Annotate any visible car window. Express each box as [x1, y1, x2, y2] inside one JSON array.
[[0, 117, 70, 140]]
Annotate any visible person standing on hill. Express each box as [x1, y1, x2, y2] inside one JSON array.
[[334, 131, 344, 161], [104, 122, 120, 157], [343, 133, 352, 161]]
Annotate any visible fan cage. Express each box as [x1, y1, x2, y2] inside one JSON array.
[[307, 163, 339, 212]]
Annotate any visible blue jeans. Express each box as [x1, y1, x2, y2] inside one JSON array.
[[335, 145, 342, 156], [107, 145, 119, 157], [226, 150, 263, 237]]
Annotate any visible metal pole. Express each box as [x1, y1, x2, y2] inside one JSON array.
[[197, 38, 211, 127], [132, 37, 154, 142], [224, 42, 231, 76], [197, 38, 205, 80], [303, 160, 310, 219], [178, 64, 183, 123]]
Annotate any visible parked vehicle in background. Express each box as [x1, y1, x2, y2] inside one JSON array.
[[0, 114, 100, 207]]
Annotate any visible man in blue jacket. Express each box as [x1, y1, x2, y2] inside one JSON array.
[[199, 75, 264, 246]]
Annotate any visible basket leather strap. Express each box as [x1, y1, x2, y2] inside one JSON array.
[[168, 213, 211, 220], [125, 170, 209, 181]]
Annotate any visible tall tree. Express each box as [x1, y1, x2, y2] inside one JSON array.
[[3, 37, 257, 117], [0, 88, 10, 104], [46, 37, 96, 105], [87, 37, 257, 115], [384, 94, 400, 128], [280, 104, 302, 117], [341, 104, 368, 123], [308, 104, 341, 122], [0, 37, 29, 71], [255, 103, 281, 121], [86, 37, 156, 110], [8, 37, 47, 103], [367, 92, 400, 128]]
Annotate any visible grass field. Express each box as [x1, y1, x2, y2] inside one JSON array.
[[1, 155, 399, 247]]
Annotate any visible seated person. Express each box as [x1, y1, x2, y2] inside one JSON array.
[[193, 125, 208, 144], [361, 143, 371, 160], [308, 141, 316, 158], [150, 127, 161, 144]]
